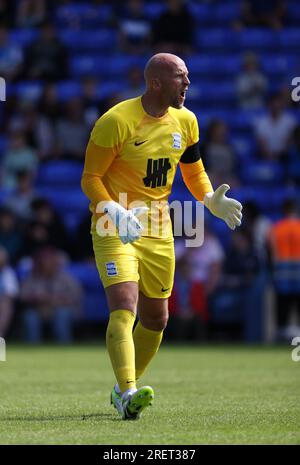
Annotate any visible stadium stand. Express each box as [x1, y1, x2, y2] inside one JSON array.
[[1, 0, 300, 341]]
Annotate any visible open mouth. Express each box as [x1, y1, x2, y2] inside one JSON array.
[[180, 89, 188, 99]]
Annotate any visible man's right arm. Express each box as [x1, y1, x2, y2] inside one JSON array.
[[81, 139, 116, 205]]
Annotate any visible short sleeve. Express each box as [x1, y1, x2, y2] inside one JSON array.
[[90, 111, 128, 150]]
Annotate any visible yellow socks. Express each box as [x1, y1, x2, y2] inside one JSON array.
[[106, 309, 136, 393], [133, 321, 163, 382]]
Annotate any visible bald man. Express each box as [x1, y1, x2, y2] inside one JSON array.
[[81, 53, 242, 420]]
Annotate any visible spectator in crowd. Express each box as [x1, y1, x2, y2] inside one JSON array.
[[8, 101, 56, 160], [243, 201, 272, 262], [254, 93, 297, 162], [0, 207, 24, 264], [201, 119, 239, 188], [1, 130, 38, 190], [20, 246, 82, 344], [168, 254, 209, 341], [22, 198, 70, 256], [117, 0, 152, 55], [152, 0, 194, 55], [38, 83, 62, 158], [236, 52, 268, 109], [0, 24, 23, 81], [175, 224, 224, 298], [212, 229, 262, 341], [16, 0, 47, 28], [0, 0, 15, 27], [279, 84, 299, 110], [55, 98, 89, 160], [0, 247, 19, 338], [24, 21, 68, 80], [222, 229, 261, 289], [268, 199, 300, 341], [240, 0, 286, 29], [120, 66, 145, 100], [4, 169, 37, 222], [81, 76, 106, 127], [73, 214, 94, 262], [38, 83, 62, 123]]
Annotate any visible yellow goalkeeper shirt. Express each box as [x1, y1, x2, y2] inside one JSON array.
[[82, 96, 212, 238]]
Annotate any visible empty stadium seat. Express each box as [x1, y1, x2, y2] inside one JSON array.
[[35, 187, 89, 216], [196, 29, 239, 51], [144, 2, 166, 19], [240, 160, 284, 185], [55, 3, 112, 28], [240, 29, 279, 50], [66, 262, 109, 321], [13, 81, 43, 101], [59, 29, 117, 52], [70, 54, 139, 77], [56, 81, 82, 101], [36, 161, 83, 188], [279, 28, 300, 50], [186, 54, 241, 76], [9, 29, 38, 47]]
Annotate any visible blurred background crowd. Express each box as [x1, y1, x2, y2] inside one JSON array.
[[0, 0, 300, 345]]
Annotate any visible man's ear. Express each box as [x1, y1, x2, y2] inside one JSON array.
[[152, 78, 161, 90]]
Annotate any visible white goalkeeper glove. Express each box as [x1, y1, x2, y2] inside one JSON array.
[[103, 201, 148, 244], [204, 184, 242, 230]]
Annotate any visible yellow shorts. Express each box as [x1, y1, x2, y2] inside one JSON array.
[[91, 229, 175, 299]]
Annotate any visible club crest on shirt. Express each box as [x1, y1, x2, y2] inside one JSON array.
[[105, 261, 118, 276], [172, 133, 182, 149]]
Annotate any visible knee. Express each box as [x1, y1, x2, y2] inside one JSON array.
[[140, 312, 169, 332]]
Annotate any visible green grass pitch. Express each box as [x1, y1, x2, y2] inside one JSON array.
[[0, 344, 299, 445]]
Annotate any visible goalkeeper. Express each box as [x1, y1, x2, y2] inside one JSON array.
[[81, 53, 242, 420]]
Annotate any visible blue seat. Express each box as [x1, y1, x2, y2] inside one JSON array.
[[55, 3, 112, 28], [214, 3, 240, 24], [188, 3, 211, 23], [287, 1, 300, 23], [193, 81, 236, 104], [70, 56, 99, 76], [240, 29, 279, 50], [279, 29, 300, 50], [66, 262, 108, 321], [13, 81, 43, 101], [261, 54, 297, 75], [288, 159, 300, 179], [240, 160, 283, 185], [96, 81, 126, 99], [0, 135, 8, 156], [232, 136, 257, 162], [67, 262, 100, 290], [36, 161, 83, 188], [144, 2, 166, 19], [230, 185, 297, 213], [56, 81, 82, 101], [186, 55, 241, 76], [59, 29, 117, 51], [84, 292, 108, 321], [36, 187, 89, 216], [9, 29, 38, 47], [196, 29, 239, 50]]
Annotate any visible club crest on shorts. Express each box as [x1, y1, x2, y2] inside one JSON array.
[[105, 261, 118, 276], [172, 133, 182, 149]]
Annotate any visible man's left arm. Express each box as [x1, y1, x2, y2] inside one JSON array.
[[179, 142, 243, 230]]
